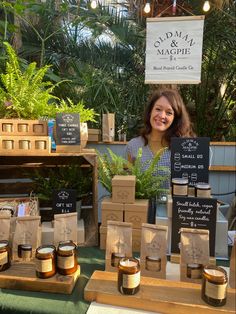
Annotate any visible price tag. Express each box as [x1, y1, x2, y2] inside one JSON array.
[[18, 203, 26, 216]]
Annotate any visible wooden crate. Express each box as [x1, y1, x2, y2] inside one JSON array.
[[0, 263, 80, 294], [84, 270, 236, 314], [0, 119, 48, 136], [0, 136, 51, 155]]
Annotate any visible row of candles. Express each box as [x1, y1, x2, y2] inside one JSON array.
[[0, 240, 78, 278], [172, 178, 211, 198], [2, 140, 47, 150]]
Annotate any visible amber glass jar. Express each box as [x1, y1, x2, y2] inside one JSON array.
[[146, 256, 161, 272], [202, 265, 228, 307], [111, 252, 125, 267], [0, 240, 11, 271], [118, 257, 140, 295], [18, 244, 32, 261], [57, 241, 77, 275], [35, 245, 56, 279], [172, 178, 188, 196]]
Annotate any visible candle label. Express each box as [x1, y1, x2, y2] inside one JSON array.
[[173, 185, 188, 196], [197, 190, 211, 198], [122, 271, 140, 288], [57, 255, 74, 269], [35, 259, 52, 273], [0, 252, 8, 265], [205, 281, 227, 299]]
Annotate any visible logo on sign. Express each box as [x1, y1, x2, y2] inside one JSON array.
[[58, 191, 69, 200], [181, 139, 199, 152], [62, 114, 74, 124]]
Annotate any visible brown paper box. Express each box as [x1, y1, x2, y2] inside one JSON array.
[[229, 236, 236, 289], [112, 175, 136, 204], [101, 197, 124, 226], [124, 199, 148, 229], [102, 113, 115, 142]]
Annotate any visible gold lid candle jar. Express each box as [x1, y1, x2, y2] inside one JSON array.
[[0, 240, 11, 271], [202, 265, 228, 307], [35, 245, 56, 279], [118, 257, 140, 295], [145, 256, 161, 272], [57, 241, 77, 275], [111, 252, 125, 267], [18, 244, 32, 262], [195, 183, 211, 198], [172, 178, 188, 196], [187, 263, 203, 279]]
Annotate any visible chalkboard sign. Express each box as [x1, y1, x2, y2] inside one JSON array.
[[56, 113, 80, 145], [171, 137, 210, 187], [171, 196, 217, 256], [52, 189, 76, 214]]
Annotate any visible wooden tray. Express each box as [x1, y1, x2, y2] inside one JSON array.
[[0, 262, 80, 294], [84, 271, 236, 314]]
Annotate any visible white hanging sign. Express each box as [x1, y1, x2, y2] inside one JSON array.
[[145, 16, 205, 84]]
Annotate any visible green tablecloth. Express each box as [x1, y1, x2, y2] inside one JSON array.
[[0, 247, 105, 314]]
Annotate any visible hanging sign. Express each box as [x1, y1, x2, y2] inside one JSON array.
[[171, 137, 210, 187], [145, 16, 205, 84]]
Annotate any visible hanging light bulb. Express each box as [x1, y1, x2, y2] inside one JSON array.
[[144, 1, 151, 14], [91, 0, 97, 9], [203, 1, 210, 12]]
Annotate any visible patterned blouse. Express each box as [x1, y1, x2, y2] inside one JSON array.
[[125, 136, 171, 189]]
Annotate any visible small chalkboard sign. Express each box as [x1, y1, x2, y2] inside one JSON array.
[[56, 113, 80, 145], [171, 137, 210, 187], [171, 196, 217, 256], [52, 189, 76, 214]]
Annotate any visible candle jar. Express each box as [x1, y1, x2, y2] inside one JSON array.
[[111, 252, 125, 267], [187, 263, 203, 279], [195, 183, 211, 198], [18, 244, 32, 262], [0, 240, 11, 271], [172, 178, 188, 196], [3, 140, 13, 149], [2, 123, 13, 132], [35, 245, 56, 279], [57, 241, 77, 275], [35, 140, 46, 150], [18, 124, 28, 132], [202, 265, 228, 307], [19, 140, 30, 150], [33, 124, 43, 133], [118, 257, 140, 295], [146, 256, 161, 272]]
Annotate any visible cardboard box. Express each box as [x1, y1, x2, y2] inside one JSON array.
[[124, 199, 148, 228], [112, 175, 136, 204], [88, 129, 100, 142], [101, 197, 124, 226], [99, 225, 141, 252]]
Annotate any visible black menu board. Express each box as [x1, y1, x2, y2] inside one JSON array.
[[52, 189, 76, 214], [171, 137, 210, 187], [171, 196, 217, 256], [56, 113, 80, 145]]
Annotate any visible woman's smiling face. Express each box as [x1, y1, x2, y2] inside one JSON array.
[[150, 96, 175, 133]]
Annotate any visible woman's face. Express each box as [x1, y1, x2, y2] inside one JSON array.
[[150, 96, 175, 133]]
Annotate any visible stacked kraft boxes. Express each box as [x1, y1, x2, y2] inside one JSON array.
[[99, 175, 149, 252]]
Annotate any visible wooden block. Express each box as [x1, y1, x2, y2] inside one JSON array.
[[0, 263, 80, 294], [84, 270, 236, 314], [56, 145, 82, 153], [112, 175, 136, 204], [0, 136, 51, 155], [124, 199, 148, 228], [101, 197, 124, 227], [0, 119, 48, 136]]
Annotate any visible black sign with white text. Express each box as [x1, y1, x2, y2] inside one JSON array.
[[171, 137, 210, 187], [56, 113, 80, 145], [171, 196, 217, 256], [52, 189, 76, 214]]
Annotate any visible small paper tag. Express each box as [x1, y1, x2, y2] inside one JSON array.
[[18, 203, 26, 217]]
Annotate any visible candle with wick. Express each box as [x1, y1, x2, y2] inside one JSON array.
[[118, 257, 140, 295]]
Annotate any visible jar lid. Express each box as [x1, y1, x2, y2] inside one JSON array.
[[37, 245, 55, 254], [203, 265, 227, 282], [111, 252, 125, 258], [146, 256, 161, 262], [119, 257, 139, 268], [187, 263, 202, 269], [58, 244, 76, 252], [196, 183, 211, 190], [19, 244, 32, 251], [172, 178, 188, 185], [0, 240, 9, 249]]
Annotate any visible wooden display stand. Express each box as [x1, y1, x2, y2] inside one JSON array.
[[0, 149, 98, 246], [0, 136, 51, 155], [0, 263, 80, 294], [0, 119, 48, 136], [84, 270, 236, 314]]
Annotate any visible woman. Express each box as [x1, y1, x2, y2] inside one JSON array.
[[126, 88, 195, 188]]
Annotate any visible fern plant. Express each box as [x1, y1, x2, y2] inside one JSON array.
[[0, 42, 59, 119], [97, 148, 170, 199]]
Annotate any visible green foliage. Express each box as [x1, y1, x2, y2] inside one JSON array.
[[0, 42, 59, 119], [97, 148, 170, 199], [29, 164, 93, 201]]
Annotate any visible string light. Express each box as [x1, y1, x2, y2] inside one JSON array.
[[91, 0, 97, 9], [144, 1, 151, 14], [203, 1, 210, 12]]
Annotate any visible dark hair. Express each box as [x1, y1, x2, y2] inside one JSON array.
[[140, 88, 195, 147]]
